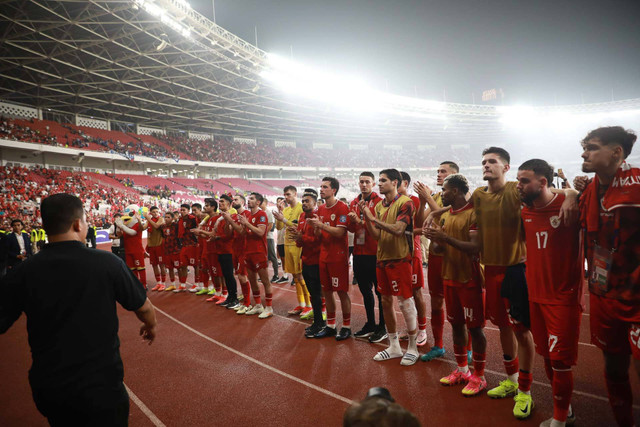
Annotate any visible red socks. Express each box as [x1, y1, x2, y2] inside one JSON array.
[[454, 344, 468, 368], [504, 356, 519, 376], [551, 362, 573, 422], [431, 309, 445, 348], [265, 293, 273, 307], [240, 281, 250, 304], [253, 291, 262, 306], [418, 316, 427, 331], [518, 370, 532, 393], [605, 373, 634, 427], [473, 352, 486, 377], [137, 269, 147, 287], [343, 313, 351, 328], [327, 312, 336, 328]]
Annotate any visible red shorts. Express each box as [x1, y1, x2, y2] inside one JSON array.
[[147, 245, 163, 266], [411, 256, 424, 289], [126, 252, 146, 270], [233, 254, 247, 276], [163, 253, 180, 269], [180, 246, 198, 267], [245, 253, 268, 272], [530, 301, 581, 365], [427, 254, 444, 298], [444, 281, 485, 328], [484, 265, 512, 328], [376, 259, 413, 299], [319, 260, 349, 293], [590, 293, 640, 360], [206, 253, 223, 278]]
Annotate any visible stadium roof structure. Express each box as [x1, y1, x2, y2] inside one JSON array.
[[1, 0, 640, 146]]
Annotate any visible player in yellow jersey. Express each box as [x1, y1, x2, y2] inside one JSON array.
[[274, 185, 312, 317]]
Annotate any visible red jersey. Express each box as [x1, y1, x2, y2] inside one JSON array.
[[245, 209, 268, 255], [178, 214, 198, 247], [122, 222, 144, 255], [409, 195, 422, 261], [232, 210, 251, 255], [317, 200, 349, 263], [202, 214, 219, 255], [522, 194, 584, 305], [348, 192, 382, 256], [297, 211, 320, 265], [215, 215, 234, 254], [161, 222, 181, 255]]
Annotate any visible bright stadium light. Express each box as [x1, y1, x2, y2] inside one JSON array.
[[134, 0, 192, 39], [261, 53, 447, 119]]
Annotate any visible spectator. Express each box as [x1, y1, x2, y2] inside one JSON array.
[[6, 219, 32, 269]]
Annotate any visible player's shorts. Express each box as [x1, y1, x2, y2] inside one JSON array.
[[284, 245, 303, 275], [444, 280, 485, 329], [319, 260, 349, 293], [245, 253, 268, 272], [530, 301, 581, 365], [233, 253, 247, 276], [426, 253, 444, 298], [411, 255, 424, 289], [376, 258, 413, 299], [147, 245, 163, 266], [485, 265, 523, 330], [206, 253, 222, 278], [125, 252, 146, 270], [179, 245, 198, 267], [277, 244, 285, 258], [590, 293, 640, 360], [162, 253, 180, 269]]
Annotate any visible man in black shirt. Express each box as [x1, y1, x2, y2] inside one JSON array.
[[0, 194, 157, 426]]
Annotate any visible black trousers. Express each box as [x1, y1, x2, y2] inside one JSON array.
[[353, 255, 384, 328], [218, 253, 238, 299], [302, 263, 325, 328], [111, 246, 126, 263], [33, 382, 129, 427]]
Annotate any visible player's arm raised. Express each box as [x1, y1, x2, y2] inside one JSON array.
[[425, 223, 480, 255]]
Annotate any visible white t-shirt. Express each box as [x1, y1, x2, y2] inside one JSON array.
[[15, 232, 26, 254], [109, 224, 121, 247], [266, 209, 275, 240]]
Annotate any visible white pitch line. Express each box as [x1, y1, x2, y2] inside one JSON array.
[[124, 383, 166, 427], [154, 306, 355, 406]]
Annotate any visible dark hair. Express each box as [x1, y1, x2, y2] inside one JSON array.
[[440, 161, 460, 173], [150, 206, 159, 212], [302, 188, 318, 200], [204, 198, 218, 210], [250, 192, 264, 204], [164, 211, 174, 218], [41, 193, 84, 236], [518, 159, 554, 184], [582, 126, 637, 159], [11, 219, 24, 227], [400, 171, 411, 184], [191, 203, 202, 210], [379, 169, 402, 188], [443, 174, 469, 194], [343, 398, 421, 427], [220, 194, 232, 204], [276, 196, 284, 201], [482, 147, 511, 165], [180, 203, 190, 209], [322, 176, 340, 195], [360, 171, 375, 180], [283, 185, 297, 194], [114, 213, 121, 218], [234, 194, 246, 204]]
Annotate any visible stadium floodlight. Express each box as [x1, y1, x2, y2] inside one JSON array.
[[261, 53, 447, 119], [134, 0, 192, 39]]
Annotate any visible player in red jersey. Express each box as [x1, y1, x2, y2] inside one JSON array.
[[291, 188, 326, 337], [517, 159, 583, 427], [399, 172, 428, 347], [414, 161, 460, 361], [426, 174, 487, 395], [188, 203, 205, 293], [307, 177, 352, 340], [144, 206, 166, 291], [160, 212, 180, 291], [226, 195, 251, 307], [361, 169, 419, 366], [575, 127, 640, 427], [348, 172, 386, 342], [236, 193, 274, 318], [210, 194, 240, 308], [115, 210, 148, 289], [193, 198, 225, 297], [176, 204, 198, 292]]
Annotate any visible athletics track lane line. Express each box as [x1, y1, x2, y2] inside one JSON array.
[[124, 383, 166, 427]]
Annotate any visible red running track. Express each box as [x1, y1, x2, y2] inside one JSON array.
[[1, 245, 639, 426]]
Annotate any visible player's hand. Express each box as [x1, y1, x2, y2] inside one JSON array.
[[413, 181, 432, 203], [357, 200, 375, 221], [140, 323, 156, 345], [425, 224, 446, 243], [307, 214, 321, 228], [277, 199, 285, 212], [238, 215, 249, 226], [114, 217, 124, 228], [573, 175, 591, 192], [347, 211, 360, 224], [273, 210, 285, 222], [221, 211, 232, 221], [559, 192, 579, 226], [424, 211, 437, 228]]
